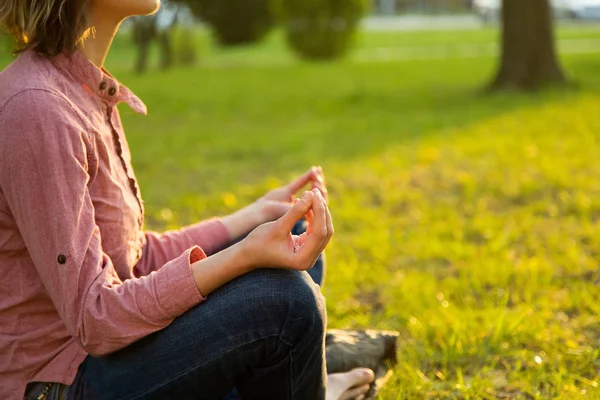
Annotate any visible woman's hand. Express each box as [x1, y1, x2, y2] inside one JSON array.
[[254, 166, 328, 223], [220, 167, 328, 241], [262, 166, 328, 204], [241, 189, 333, 271], [191, 189, 332, 296]]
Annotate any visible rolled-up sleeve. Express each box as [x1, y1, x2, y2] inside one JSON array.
[[0, 90, 204, 357]]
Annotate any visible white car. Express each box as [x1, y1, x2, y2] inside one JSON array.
[[473, 0, 600, 22]]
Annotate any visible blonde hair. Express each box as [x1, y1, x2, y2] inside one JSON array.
[[0, 0, 89, 56]]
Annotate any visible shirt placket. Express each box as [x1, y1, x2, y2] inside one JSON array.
[[106, 105, 145, 231]]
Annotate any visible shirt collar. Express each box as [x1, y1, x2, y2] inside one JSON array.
[[51, 50, 147, 115]]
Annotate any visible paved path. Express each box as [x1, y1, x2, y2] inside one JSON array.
[[202, 37, 600, 69], [353, 38, 600, 62], [362, 15, 482, 31], [361, 14, 600, 31], [352, 38, 600, 62]]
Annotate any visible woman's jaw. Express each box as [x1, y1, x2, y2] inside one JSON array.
[[78, 0, 161, 67]]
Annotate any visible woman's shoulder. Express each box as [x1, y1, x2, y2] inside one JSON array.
[[0, 79, 94, 176], [0, 51, 81, 120], [0, 52, 90, 133]]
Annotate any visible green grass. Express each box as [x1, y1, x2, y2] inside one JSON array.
[[4, 26, 600, 398]]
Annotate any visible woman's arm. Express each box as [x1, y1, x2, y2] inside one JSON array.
[[136, 219, 230, 277], [0, 90, 334, 357], [136, 167, 328, 276], [191, 190, 332, 296], [0, 91, 207, 357], [218, 166, 328, 240], [219, 200, 291, 239], [136, 201, 287, 277]]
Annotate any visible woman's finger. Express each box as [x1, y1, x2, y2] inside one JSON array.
[[320, 196, 334, 252], [310, 180, 328, 202], [296, 189, 327, 264], [339, 385, 371, 400], [287, 166, 320, 194], [311, 167, 327, 201], [313, 189, 328, 246], [313, 191, 332, 254], [277, 191, 313, 232], [296, 232, 309, 247], [305, 209, 314, 234]]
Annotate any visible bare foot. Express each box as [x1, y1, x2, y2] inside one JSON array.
[[326, 368, 375, 400]]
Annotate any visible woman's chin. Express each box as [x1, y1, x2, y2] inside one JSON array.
[[142, 0, 161, 16], [103, 0, 161, 18], [135, 0, 161, 16]]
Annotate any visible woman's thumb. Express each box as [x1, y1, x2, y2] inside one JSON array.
[[277, 191, 313, 231]]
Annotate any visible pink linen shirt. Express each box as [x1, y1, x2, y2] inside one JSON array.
[[0, 50, 231, 400]]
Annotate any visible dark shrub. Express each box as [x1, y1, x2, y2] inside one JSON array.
[[276, 0, 368, 60], [179, 0, 275, 46]]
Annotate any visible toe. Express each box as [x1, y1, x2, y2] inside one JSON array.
[[350, 368, 375, 385], [326, 368, 375, 400], [339, 384, 371, 400]]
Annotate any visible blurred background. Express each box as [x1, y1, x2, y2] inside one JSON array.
[[2, 0, 600, 398]]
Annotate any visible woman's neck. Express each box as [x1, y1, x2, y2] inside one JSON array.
[[76, 12, 122, 68]]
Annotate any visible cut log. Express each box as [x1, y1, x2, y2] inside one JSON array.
[[326, 329, 399, 400]]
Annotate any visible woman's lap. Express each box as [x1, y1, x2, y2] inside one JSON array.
[[68, 221, 327, 400], [70, 268, 326, 400], [218, 220, 326, 400]]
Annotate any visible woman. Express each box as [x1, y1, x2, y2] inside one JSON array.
[[0, 0, 376, 399]]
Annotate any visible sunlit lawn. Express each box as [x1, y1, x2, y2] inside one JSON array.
[[3, 25, 600, 398]]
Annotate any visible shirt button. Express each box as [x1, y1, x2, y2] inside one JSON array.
[[57, 254, 67, 264], [99, 81, 107, 90], [108, 87, 117, 96]]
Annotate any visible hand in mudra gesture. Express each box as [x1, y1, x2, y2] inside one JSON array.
[[243, 189, 333, 271], [256, 166, 328, 223], [265, 166, 328, 202]]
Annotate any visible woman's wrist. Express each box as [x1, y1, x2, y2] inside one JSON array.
[[191, 242, 255, 296], [220, 203, 265, 240]]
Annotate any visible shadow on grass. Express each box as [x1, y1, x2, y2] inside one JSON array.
[[113, 54, 598, 220]]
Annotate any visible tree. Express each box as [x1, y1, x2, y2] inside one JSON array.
[[490, 0, 567, 91], [156, 5, 180, 70], [172, 0, 275, 46], [1, 29, 16, 56], [132, 16, 157, 73], [131, 2, 181, 73], [277, 0, 368, 61]]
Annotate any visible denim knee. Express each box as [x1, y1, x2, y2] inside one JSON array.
[[243, 269, 326, 348]]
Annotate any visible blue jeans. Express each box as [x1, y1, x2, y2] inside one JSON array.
[[68, 221, 326, 400], [221, 221, 325, 400]]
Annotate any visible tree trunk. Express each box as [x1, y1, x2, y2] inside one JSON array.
[[132, 17, 157, 74], [158, 10, 179, 71], [134, 41, 151, 74], [158, 31, 173, 70], [490, 0, 567, 91]]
